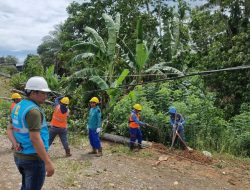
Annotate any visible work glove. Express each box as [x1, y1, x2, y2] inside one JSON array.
[[144, 123, 150, 127], [96, 128, 101, 133]]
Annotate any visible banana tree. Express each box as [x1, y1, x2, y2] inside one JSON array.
[[68, 13, 130, 109], [124, 17, 184, 83]]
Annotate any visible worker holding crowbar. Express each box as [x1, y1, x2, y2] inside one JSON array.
[[128, 104, 149, 151], [169, 106, 193, 151]]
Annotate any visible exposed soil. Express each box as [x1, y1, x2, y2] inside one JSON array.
[[0, 135, 249, 190]]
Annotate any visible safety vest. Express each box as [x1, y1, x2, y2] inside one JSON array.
[[10, 102, 16, 112], [129, 112, 140, 128], [50, 105, 68, 128], [11, 99, 49, 154]]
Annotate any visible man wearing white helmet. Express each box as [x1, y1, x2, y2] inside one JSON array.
[[7, 76, 54, 190]]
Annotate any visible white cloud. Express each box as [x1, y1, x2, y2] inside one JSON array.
[[0, 0, 80, 60], [0, 0, 205, 62]]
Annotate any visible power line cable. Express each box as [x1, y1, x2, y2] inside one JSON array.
[[80, 65, 250, 94], [70, 73, 174, 78]]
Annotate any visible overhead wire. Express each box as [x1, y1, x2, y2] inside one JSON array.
[[71, 73, 169, 78], [76, 65, 250, 94]]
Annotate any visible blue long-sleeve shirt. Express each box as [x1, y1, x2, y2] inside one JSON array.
[[131, 110, 145, 126], [87, 106, 101, 130], [170, 113, 185, 130]]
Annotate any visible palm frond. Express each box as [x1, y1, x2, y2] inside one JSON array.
[[115, 13, 121, 33], [146, 62, 184, 76], [110, 69, 129, 88], [102, 13, 120, 61], [136, 42, 149, 71], [102, 13, 115, 28], [72, 53, 95, 63], [68, 68, 97, 81], [72, 42, 100, 52], [89, 76, 109, 90], [84, 26, 106, 53]]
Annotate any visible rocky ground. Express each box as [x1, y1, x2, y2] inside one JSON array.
[[0, 134, 250, 190]]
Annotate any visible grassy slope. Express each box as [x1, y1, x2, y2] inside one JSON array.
[[0, 76, 11, 97]]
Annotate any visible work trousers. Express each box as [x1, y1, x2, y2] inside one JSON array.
[[49, 126, 69, 150], [129, 127, 142, 147], [88, 128, 101, 149], [14, 156, 45, 190]]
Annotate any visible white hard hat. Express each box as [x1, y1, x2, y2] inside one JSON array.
[[25, 76, 51, 92]]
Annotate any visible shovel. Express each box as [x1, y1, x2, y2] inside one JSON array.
[[175, 131, 193, 152], [170, 125, 178, 149]]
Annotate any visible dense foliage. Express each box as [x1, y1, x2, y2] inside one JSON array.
[[1, 0, 249, 157]]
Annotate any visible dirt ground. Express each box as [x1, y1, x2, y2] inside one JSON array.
[[0, 135, 250, 190]]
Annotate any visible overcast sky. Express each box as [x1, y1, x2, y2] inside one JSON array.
[[0, 0, 206, 63], [0, 0, 82, 62]]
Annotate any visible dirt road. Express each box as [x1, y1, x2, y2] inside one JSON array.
[[0, 135, 249, 190]]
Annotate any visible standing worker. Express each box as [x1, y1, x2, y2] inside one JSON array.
[[129, 104, 148, 151], [7, 76, 54, 190], [87, 97, 102, 157], [49, 96, 72, 157], [8, 93, 22, 150], [10, 93, 22, 112]]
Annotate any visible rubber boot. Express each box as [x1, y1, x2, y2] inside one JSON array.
[[95, 147, 103, 157], [65, 148, 72, 157], [88, 148, 97, 154]]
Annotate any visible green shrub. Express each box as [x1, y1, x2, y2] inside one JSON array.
[[0, 100, 11, 134], [10, 73, 27, 90], [109, 77, 229, 153], [225, 111, 250, 156]]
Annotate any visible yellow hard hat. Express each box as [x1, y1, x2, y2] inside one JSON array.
[[60, 97, 69, 105], [11, 93, 22, 99], [133, 104, 142, 111], [90, 97, 99, 103]]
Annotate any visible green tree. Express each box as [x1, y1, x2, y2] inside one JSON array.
[[23, 55, 44, 78]]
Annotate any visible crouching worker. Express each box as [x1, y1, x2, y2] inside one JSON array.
[[87, 97, 102, 157], [49, 96, 71, 157], [169, 106, 188, 150], [129, 104, 148, 151], [7, 76, 54, 190]]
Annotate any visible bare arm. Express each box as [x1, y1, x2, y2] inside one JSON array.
[[30, 131, 55, 177], [6, 124, 18, 147]]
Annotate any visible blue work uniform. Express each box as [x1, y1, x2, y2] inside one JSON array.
[[129, 110, 145, 147], [87, 106, 102, 149], [170, 113, 186, 142]]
